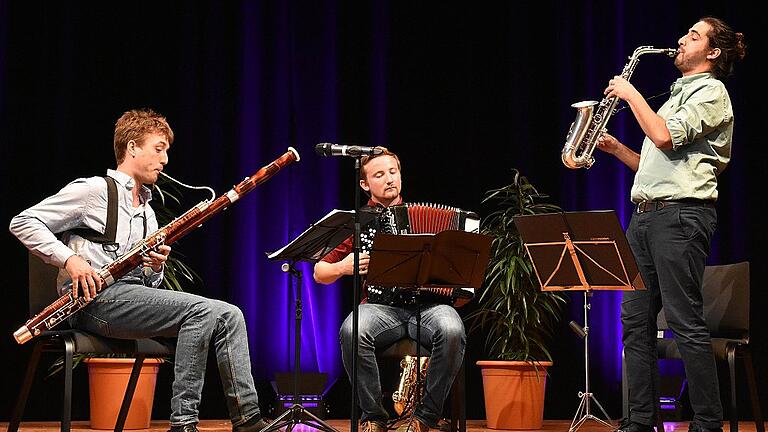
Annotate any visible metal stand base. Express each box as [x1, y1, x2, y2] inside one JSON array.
[[260, 263, 338, 432], [569, 391, 614, 432], [568, 291, 615, 432], [261, 404, 338, 432]]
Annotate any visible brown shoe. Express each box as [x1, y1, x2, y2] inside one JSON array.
[[167, 424, 199, 432], [395, 417, 430, 432], [362, 420, 387, 432]]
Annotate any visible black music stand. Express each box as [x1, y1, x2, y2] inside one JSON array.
[[366, 230, 492, 423], [366, 231, 492, 291], [513, 210, 645, 432], [266, 209, 377, 432]]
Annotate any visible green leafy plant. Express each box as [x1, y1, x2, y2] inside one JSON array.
[[151, 176, 204, 292], [464, 169, 567, 362]]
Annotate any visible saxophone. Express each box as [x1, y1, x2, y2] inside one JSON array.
[[561, 46, 678, 169], [393, 355, 429, 416]]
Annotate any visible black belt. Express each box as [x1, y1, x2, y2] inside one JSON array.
[[635, 199, 713, 214]]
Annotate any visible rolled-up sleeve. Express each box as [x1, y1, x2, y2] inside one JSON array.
[[666, 83, 730, 151]]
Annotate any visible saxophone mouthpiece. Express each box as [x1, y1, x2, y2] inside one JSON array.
[[667, 48, 680, 57]]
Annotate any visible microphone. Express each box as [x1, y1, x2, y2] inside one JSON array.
[[315, 143, 384, 157]]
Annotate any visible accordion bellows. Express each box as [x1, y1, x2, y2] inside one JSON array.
[[378, 202, 480, 235]]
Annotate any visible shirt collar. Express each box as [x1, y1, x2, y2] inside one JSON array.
[[107, 169, 154, 203], [366, 195, 403, 208], [670, 72, 714, 95]]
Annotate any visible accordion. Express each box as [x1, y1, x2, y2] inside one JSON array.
[[361, 202, 480, 307]]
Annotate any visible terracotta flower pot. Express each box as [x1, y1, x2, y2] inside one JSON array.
[[476, 360, 552, 430], [84, 358, 163, 430]]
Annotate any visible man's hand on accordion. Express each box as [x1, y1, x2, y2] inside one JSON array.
[[340, 252, 369, 276], [313, 252, 370, 285]]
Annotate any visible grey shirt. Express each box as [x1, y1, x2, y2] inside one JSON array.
[[631, 72, 733, 203], [9, 169, 163, 295]]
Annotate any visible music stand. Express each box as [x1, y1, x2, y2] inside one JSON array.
[[266, 209, 378, 432], [367, 230, 492, 425], [513, 210, 645, 432]]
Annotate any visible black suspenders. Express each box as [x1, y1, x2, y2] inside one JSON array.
[[70, 176, 119, 246]]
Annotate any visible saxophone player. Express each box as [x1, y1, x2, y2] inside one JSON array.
[[596, 17, 746, 432], [9, 108, 269, 432]]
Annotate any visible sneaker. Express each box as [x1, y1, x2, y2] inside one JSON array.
[[234, 416, 274, 432], [614, 418, 654, 432], [362, 420, 387, 432], [168, 424, 199, 432], [396, 417, 430, 432]]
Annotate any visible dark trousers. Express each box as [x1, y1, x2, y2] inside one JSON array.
[[622, 202, 722, 430]]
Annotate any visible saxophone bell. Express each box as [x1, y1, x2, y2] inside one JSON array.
[[562, 100, 600, 169], [561, 46, 677, 169]]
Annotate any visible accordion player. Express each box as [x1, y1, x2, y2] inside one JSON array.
[[360, 202, 481, 308]]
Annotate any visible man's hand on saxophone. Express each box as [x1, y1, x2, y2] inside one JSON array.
[[64, 254, 103, 302], [596, 132, 641, 172], [604, 76, 641, 102], [596, 132, 621, 155]]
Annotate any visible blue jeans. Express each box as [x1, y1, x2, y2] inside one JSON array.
[[71, 280, 261, 427], [622, 202, 722, 429], [340, 303, 466, 427]]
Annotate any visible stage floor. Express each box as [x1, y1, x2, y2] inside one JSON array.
[[1, 419, 765, 432]]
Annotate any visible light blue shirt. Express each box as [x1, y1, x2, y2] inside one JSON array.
[[631, 72, 733, 203], [9, 169, 163, 294]]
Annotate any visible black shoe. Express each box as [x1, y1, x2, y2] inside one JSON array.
[[615, 419, 654, 432], [688, 423, 723, 432], [234, 415, 273, 432], [168, 424, 199, 432]]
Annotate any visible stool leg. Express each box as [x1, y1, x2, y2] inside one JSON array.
[[8, 341, 44, 432], [742, 348, 764, 432], [727, 345, 738, 432], [63, 337, 75, 432], [459, 360, 466, 432], [115, 355, 146, 432], [622, 348, 629, 420]]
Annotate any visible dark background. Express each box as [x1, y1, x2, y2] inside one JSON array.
[[1, 0, 765, 425]]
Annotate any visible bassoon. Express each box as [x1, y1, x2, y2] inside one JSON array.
[[13, 147, 300, 344]]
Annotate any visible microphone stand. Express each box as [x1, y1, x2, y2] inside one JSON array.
[[350, 156, 362, 432], [260, 260, 338, 432]]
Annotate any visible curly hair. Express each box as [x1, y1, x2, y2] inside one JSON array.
[[700, 17, 747, 80], [113, 108, 174, 164]]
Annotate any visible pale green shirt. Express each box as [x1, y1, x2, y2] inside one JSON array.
[[631, 72, 733, 203]]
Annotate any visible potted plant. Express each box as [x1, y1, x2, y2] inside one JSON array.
[[464, 169, 567, 430], [47, 178, 201, 429]]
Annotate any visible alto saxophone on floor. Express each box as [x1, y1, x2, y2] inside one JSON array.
[[393, 355, 429, 416], [561, 46, 677, 169]]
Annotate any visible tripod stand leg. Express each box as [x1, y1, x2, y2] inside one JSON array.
[[569, 394, 615, 432], [296, 405, 339, 432], [259, 406, 295, 432], [569, 394, 588, 432], [590, 395, 614, 425], [259, 404, 339, 432], [260, 400, 339, 432]]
